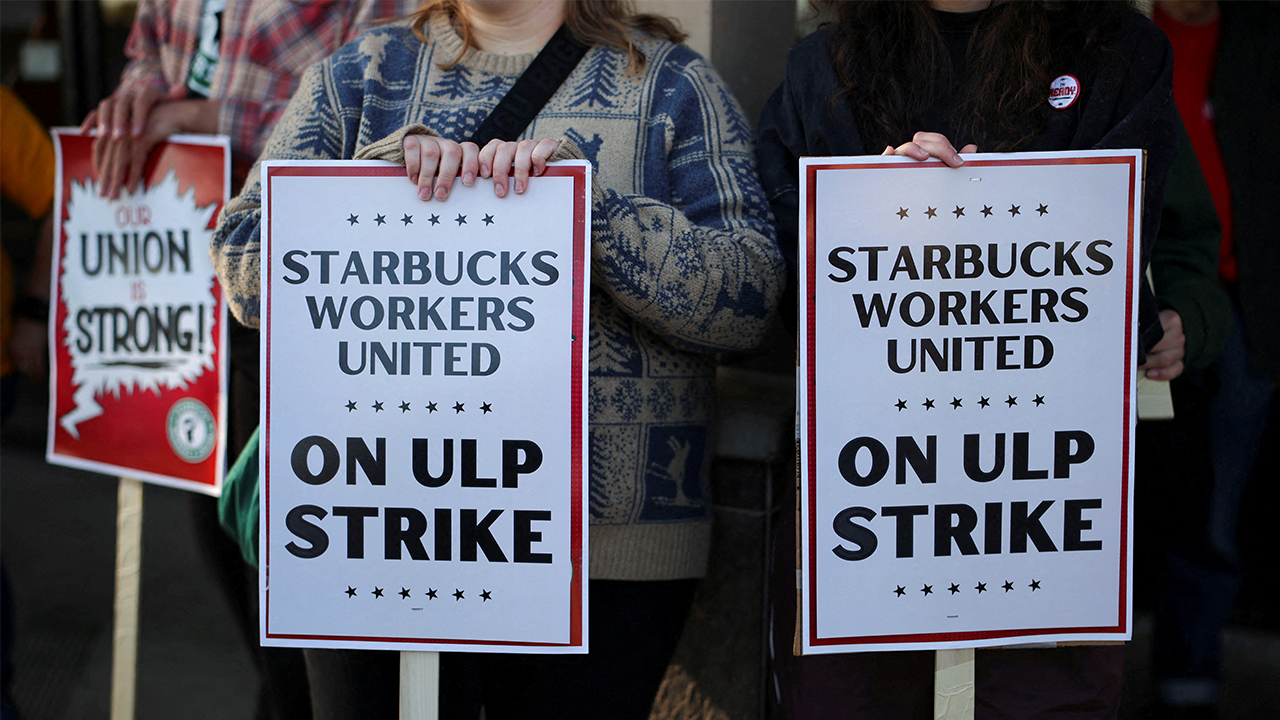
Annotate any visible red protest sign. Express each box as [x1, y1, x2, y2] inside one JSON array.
[[48, 131, 229, 495]]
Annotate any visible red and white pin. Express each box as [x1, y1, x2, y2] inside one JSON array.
[[1048, 74, 1080, 110]]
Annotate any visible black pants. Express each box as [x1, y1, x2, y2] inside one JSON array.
[[189, 318, 312, 720], [305, 578, 697, 720]]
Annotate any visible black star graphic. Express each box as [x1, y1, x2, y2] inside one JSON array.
[[373, 400, 384, 412], [426, 401, 438, 413], [894, 585, 907, 597], [1002, 581, 1014, 593], [480, 590, 492, 601], [401, 214, 413, 225], [1033, 395, 1045, 407], [399, 401, 412, 412], [428, 214, 441, 226], [1008, 204, 1021, 217], [373, 587, 384, 598], [978, 396, 991, 408], [426, 589, 438, 600], [950, 397, 962, 409], [1005, 395, 1017, 407], [1029, 579, 1041, 591], [453, 402, 465, 413], [897, 207, 909, 219], [981, 205, 993, 217], [921, 584, 934, 596], [455, 214, 467, 225], [375, 214, 386, 226], [347, 213, 359, 225], [923, 398, 935, 410], [481, 402, 492, 414], [482, 214, 495, 226], [925, 206, 938, 218], [400, 588, 411, 599], [895, 399, 908, 411], [949, 583, 961, 595], [346, 400, 357, 412], [1037, 203, 1049, 216], [453, 589, 465, 601], [975, 582, 987, 594], [346, 586, 357, 597], [953, 206, 965, 218]]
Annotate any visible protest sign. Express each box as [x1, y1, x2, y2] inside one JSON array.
[[799, 151, 1141, 653], [260, 161, 589, 652], [48, 131, 229, 495]]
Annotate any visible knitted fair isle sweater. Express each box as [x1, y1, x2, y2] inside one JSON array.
[[211, 17, 785, 581]]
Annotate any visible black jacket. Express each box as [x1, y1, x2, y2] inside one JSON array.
[[1212, 2, 1280, 375], [757, 7, 1180, 361]]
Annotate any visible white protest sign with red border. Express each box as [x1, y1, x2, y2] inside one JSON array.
[[799, 151, 1141, 653], [260, 160, 589, 652], [48, 131, 229, 495]]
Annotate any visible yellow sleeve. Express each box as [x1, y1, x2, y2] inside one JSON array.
[[1, 85, 56, 219]]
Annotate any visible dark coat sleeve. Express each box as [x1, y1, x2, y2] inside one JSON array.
[[1152, 120, 1232, 374]]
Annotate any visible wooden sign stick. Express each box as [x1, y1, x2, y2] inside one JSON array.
[[934, 648, 975, 720], [400, 650, 440, 720], [110, 477, 144, 720]]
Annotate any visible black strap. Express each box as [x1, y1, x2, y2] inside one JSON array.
[[468, 24, 590, 147]]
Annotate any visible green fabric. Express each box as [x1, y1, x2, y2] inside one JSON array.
[[218, 425, 260, 568]]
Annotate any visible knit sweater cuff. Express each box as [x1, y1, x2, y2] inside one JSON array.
[[353, 124, 439, 163], [588, 521, 712, 580]]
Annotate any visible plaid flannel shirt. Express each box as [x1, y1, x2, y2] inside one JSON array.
[[117, 0, 418, 178]]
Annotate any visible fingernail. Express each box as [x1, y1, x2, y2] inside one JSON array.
[[464, 173, 475, 185], [419, 188, 432, 200], [954, 154, 964, 165], [113, 127, 123, 139], [436, 186, 448, 200], [410, 173, 418, 183], [481, 165, 490, 177], [495, 184, 506, 198], [515, 181, 524, 194]]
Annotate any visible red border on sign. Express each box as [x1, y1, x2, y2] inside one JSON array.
[[803, 155, 1138, 649], [46, 131, 230, 495], [261, 163, 588, 648]]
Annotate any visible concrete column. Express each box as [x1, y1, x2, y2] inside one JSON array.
[[636, 0, 797, 127]]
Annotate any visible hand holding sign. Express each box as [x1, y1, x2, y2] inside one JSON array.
[[401, 134, 561, 201]]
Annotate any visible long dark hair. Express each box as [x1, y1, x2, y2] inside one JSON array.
[[822, 1, 1129, 151]]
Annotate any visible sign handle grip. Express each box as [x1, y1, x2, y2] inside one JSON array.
[[400, 650, 440, 719], [111, 477, 144, 720], [934, 648, 975, 720]]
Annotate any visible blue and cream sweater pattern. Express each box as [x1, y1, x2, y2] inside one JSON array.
[[212, 17, 784, 580]]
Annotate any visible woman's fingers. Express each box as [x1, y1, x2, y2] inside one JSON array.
[[459, 142, 480, 186], [80, 108, 100, 135], [403, 135, 423, 185], [99, 137, 131, 199], [511, 140, 539, 194], [887, 133, 973, 167], [529, 138, 560, 179], [129, 87, 163, 137], [430, 140, 462, 199], [403, 136, 483, 200], [480, 138, 560, 197], [109, 91, 135, 140], [489, 141, 518, 198], [411, 136, 559, 200], [404, 134, 442, 200]]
